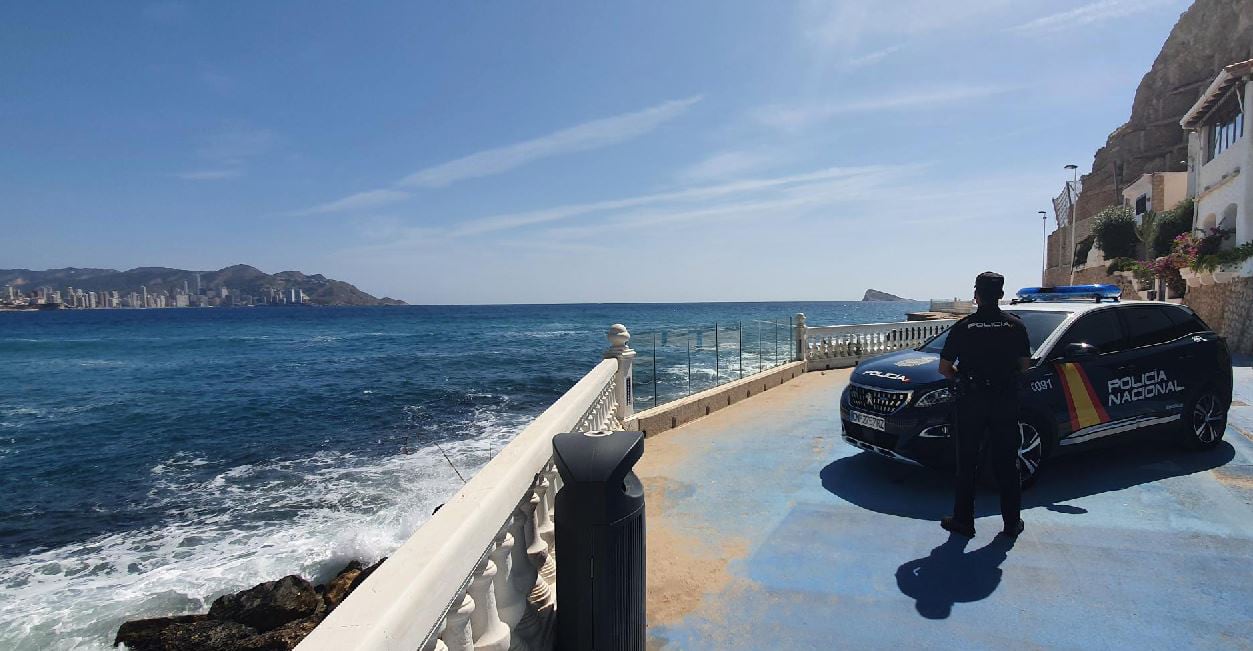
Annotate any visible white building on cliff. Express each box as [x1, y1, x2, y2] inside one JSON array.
[[1182, 59, 1251, 268]]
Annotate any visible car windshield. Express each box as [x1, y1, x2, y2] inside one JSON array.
[[920, 310, 1071, 355]]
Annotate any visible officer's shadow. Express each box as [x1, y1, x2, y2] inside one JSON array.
[[895, 532, 1015, 619]]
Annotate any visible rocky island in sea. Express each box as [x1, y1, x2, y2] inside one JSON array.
[[861, 289, 912, 302], [0, 264, 404, 308]]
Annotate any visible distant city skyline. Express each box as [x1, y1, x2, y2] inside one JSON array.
[[1, 1, 1192, 303]]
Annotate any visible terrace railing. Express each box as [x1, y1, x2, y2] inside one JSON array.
[[296, 325, 636, 651], [794, 314, 956, 370], [632, 317, 794, 411]]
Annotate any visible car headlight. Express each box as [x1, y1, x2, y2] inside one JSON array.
[[915, 387, 955, 408]]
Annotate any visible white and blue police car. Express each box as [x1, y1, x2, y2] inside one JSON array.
[[840, 285, 1233, 487]]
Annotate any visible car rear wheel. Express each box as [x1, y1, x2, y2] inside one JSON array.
[[1183, 390, 1227, 449], [1016, 419, 1045, 489]]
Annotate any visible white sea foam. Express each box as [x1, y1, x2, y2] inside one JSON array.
[[0, 412, 527, 650]]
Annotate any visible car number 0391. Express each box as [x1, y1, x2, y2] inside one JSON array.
[[849, 411, 886, 431], [1031, 378, 1054, 393]]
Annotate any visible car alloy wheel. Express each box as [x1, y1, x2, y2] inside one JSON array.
[[1191, 393, 1226, 446], [1017, 420, 1044, 486]]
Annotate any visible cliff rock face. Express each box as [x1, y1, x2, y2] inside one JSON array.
[[1073, 0, 1253, 223]]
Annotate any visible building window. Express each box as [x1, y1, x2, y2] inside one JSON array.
[[1134, 193, 1150, 216], [1206, 91, 1244, 162]]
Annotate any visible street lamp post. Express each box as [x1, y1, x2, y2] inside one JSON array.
[[1065, 164, 1079, 284], [1038, 210, 1048, 285]]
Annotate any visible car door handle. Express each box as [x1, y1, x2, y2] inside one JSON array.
[[1115, 363, 1138, 372]]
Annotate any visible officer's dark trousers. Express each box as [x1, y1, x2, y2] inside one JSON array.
[[952, 388, 1021, 529]]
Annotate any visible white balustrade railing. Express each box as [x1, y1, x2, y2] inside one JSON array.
[[296, 325, 635, 651], [794, 316, 956, 370]]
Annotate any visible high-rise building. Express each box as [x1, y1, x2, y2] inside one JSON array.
[[141, 285, 149, 308]]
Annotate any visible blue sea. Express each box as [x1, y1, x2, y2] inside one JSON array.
[[0, 301, 923, 649]]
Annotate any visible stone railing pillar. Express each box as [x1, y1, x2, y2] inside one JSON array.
[[604, 324, 635, 422], [793, 313, 807, 362], [441, 591, 475, 651], [468, 556, 509, 651]]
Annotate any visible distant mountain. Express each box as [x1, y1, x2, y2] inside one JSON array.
[[0, 265, 405, 306], [862, 289, 911, 302]]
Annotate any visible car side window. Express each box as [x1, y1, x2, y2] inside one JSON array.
[[1055, 309, 1126, 355], [1163, 305, 1210, 336], [1121, 306, 1178, 349]]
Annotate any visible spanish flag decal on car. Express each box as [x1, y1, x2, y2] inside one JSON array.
[[1056, 362, 1110, 430]]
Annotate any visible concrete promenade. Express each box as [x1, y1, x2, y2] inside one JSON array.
[[638, 366, 1253, 650]]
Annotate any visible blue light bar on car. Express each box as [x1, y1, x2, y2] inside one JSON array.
[[1015, 284, 1121, 302]]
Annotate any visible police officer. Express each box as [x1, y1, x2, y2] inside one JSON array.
[[938, 271, 1031, 539]]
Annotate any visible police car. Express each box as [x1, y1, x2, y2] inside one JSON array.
[[840, 285, 1233, 487]]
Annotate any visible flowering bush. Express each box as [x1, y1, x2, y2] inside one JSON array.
[[1196, 227, 1234, 257]]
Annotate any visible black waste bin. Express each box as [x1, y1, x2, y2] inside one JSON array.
[[552, 430, 645, 651]]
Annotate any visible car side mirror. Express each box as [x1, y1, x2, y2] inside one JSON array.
[[1062, 342, 1100, 359]]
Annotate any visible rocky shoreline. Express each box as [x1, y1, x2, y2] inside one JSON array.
[[114, 559, 384, 651]]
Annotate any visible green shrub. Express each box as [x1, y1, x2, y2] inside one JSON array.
[[1092, 206, 1138, 259], [1195, 241, 1253, 272], [1106, 257, 1138, 274], [1152, 199, 1193, 257], [1073, 235, 1095, 266]]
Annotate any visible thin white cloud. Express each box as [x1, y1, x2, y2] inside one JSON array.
[[340, 163, 919, 260], [755, 85, 1013, 130], [398, 96, 702, 188], [677, 150, 775, 183], [447, 165, 902, 237], [294, 97, 702, 216], [293, 189, 411, 216], [843, 45, 903, 69], [1007, 0, 1178, 35], [175, 169, 241, 181], [175, 126, 277, 181]]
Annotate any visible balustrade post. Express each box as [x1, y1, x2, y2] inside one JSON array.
[[422, 620, 449, 651], [468, 556, 510, 651], [442, 591, 476, 651], [793, 313, 807, 362], [605, 324, 635, 423], [492, 526, 526, 631]]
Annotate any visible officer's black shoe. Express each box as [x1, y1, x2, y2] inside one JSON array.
[[999, 519, 1025, 539], [940, 516, 975, 538]]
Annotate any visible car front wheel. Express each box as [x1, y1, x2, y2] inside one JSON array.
[[1017, 419, 1045, 489]]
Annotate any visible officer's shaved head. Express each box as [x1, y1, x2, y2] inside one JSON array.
[[974, 271, 1005, 304]]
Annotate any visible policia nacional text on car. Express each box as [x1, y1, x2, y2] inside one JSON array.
[[937, 272, 1031, 539]]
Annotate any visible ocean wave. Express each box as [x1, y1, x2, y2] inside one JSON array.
[[0, 413, 529, 650]]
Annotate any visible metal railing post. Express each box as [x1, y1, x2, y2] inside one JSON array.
[[714, 323, 720, 386], [738, 321, 743, 379]]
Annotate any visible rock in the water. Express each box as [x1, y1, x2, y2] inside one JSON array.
[[862, 289, 909, 302], [208, 575, 321, 632], [114, 614, 208, 650], [347, 558, 386, 595], [322, 561, 364, 612], [157, 620, 257, 651], [236, 616, 322, 651]]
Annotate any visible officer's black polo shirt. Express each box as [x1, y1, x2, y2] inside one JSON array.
[[939, 308, 1031, 384]]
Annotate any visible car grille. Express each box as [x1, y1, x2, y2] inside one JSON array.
[[849, 383, 911, 415]]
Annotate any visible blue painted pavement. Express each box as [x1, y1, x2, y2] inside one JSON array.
[[639, 366, 1253, 650]]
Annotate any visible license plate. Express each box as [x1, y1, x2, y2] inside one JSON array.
[[849, 410, 886, 432]]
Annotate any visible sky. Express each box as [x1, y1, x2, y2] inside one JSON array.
[[0, 0, 1194, 304]]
